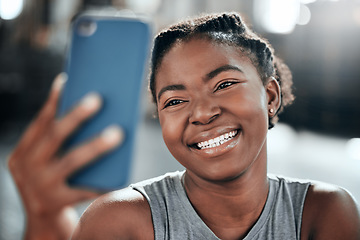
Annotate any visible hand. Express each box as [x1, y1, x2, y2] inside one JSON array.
[[8, 73, 124, 240]]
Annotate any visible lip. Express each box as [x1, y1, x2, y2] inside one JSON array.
[[188, 128, 241, 157]]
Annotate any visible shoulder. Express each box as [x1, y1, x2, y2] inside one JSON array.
[[71, 187, 154, 240], [301, 181, 360, 240]]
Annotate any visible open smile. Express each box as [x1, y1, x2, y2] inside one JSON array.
[[196, 130, 238, 149], [189, 129, 240, 151]]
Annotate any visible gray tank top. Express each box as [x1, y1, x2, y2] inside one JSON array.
[[131, 171, 311, 240]]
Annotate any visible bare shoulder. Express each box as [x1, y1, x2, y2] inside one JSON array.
[[301, 181, 360, 240], [71, 187, 154, 240]]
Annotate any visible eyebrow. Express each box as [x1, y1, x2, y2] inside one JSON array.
[[157, 84, 186, 101], [157, 64, 243, 101], [204, 64, 243, 81]]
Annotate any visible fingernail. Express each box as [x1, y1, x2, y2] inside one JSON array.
[[81, 92, 102, 111], [52, 72, 67, 91], [101, 125, 124, 145]]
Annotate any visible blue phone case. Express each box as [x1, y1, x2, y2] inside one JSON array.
[[58, 12, 151, 191]]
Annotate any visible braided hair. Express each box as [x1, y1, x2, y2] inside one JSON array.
[[149, 12, 294, 129]]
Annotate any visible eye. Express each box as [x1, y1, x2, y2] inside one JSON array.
[[215, 81, 238, 92], [163, 99, 185, 109]]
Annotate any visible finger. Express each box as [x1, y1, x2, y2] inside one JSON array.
[[56, 125, 124, 178], [55, 92, 103, 145], [10, 73, 67, 162], [35, 92, 103, 162], [28, 73, 67, 134]]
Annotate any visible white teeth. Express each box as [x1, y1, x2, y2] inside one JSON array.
[[196, 130, 238, 150]]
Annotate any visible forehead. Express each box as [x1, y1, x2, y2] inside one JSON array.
[[160, 38, 244, 69], [155, 38, 259, 87]]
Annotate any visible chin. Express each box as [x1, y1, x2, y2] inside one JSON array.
[[194, 165, 248, 183]]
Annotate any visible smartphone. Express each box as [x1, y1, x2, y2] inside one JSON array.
[[58, 11, 152, 191]]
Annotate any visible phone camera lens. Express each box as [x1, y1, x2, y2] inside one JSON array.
[[77, 20, 97, 37]]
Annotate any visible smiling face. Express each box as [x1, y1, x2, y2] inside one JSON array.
[[155, 38, 279, 182]]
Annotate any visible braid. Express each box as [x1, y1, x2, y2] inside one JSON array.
[[149, 12, 294, 129]]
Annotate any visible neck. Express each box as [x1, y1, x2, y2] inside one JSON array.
[[183, 151, 269, 239]]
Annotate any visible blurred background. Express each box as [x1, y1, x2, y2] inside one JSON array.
[[0, 0, 360, 239]]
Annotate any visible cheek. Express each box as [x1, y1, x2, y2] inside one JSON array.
[[159, 113, 187, 152], [224, 87, 268, 120]]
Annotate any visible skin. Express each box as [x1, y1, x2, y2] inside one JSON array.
[[156, 38, 277, 238], [10, 39, 360, 240], [8, 74, 123, 240]]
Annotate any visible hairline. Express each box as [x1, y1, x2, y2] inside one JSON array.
[[151, 33, 270, 104]]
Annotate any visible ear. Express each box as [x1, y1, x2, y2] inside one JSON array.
[[266, 77, 281, 117]]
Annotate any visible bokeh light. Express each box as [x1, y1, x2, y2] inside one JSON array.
[[0, 0, 23, 20]]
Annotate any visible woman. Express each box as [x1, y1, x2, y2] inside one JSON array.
[[9, 12, 360, 240]]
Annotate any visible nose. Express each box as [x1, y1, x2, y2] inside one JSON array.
[[189, 97, 221, 125]]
